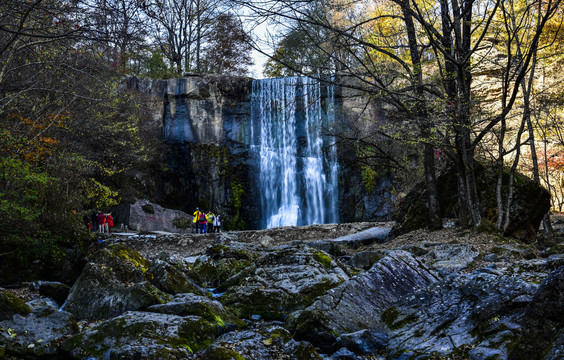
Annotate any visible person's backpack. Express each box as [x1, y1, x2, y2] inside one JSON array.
[[199, 212, 206, 222]]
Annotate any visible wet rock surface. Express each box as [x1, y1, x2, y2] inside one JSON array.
[[286, 251, 438, 350], [2, 223, 564, 359]]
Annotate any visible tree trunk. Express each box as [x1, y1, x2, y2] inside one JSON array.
[[399, 0, 442, 229]]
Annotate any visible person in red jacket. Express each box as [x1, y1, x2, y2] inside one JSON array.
[[97, 211, 106, 233], [105, 212, 114, 233]]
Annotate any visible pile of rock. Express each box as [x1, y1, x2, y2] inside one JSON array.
[[1, 225, 563, 359]]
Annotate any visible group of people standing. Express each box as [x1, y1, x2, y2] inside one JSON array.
[[192, 207, 221, 234], [84, 210, 114, 233]]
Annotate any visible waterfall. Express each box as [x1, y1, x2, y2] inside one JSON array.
[[251, 77, 339, 228]]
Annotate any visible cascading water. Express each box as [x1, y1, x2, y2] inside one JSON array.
[[251, 77, 339, 228]]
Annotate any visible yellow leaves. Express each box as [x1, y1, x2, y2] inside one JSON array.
[[84, 178, 120, 209], [4, 112, 69, 163]]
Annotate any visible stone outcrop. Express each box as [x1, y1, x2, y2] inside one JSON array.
[[125, 76, 259, 229], [218, 242, 350, 320], [393, 162, 550, 243], [62, 244, 169, 320], [384, 272, 538, 358], [509, 265, 564, 360], [5, 224, 564, 359], [0, 298, 77, 359], [61, 311, 218, 359], [285, 251, 439, 350]]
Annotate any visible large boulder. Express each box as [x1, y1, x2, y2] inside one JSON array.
[[508, 265, 564, 360], [147, 293, 246, 332], [392, 162, 550, 243], [219, 243, 350, 321], [150, 259, 205, 295], [61, 311, 219, 359], [0, 306, 78, 359], [384, 272, 538, 358], [285, 251, 439, 351], [62, 244, 169, 320], [0, 289, 31, 321], [202, 324, 322, 360], [117, 199, 195, 233]]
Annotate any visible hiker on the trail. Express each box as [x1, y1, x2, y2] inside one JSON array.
[[214, 213, 221, 233], [207, 210, 215, 233], [97, 211, 106, 233], [90, 210, 98, 232], [192, 207, 202, 233], [198, 210, 208, 234], [105, 212, 114, 233]]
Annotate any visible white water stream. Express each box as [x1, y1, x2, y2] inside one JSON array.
[[251, 77, 339, 228]]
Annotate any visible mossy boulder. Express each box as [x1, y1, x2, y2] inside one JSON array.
[[150, 259, 205, 295], [219, 244, 349, 321], [0, 290, 31, 321], [61, 311, 219, 359], [392, 162, 550, 243], [189, 255, 252, 287], [147, 293, 246, 332], [90, 243, 153, 282], [202, 324, 322, 360], [187, 242, 257, 287], [62, 244, 169, 320]]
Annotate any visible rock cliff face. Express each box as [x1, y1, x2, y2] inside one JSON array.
[[125, 75, 391, 230], [127, 75, 260, 229]]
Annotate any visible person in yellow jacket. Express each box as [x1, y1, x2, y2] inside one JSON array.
[[207, 211, 215, 233], [192, 207, 203, 233]]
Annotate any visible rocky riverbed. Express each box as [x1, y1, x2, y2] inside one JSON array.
[[1, 222, 564, 359]]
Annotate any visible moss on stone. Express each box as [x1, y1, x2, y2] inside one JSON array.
[[177, 317, 218, 351], [105, 243, 153, 280], [192, 257, 251, 287], [291, 342, 323, 360], [381, 306, 419, 331], [267, 327, 293, 343], [203, 346, 247, 360], [142, 282, 171, 304], [0, 290, 31, 320], [313, 251, 332, 270], [224, 288, 289, 321], [172, 217, 192, 230]]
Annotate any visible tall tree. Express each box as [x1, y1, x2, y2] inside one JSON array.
[[85, 0, 148, 73], [142, 0, 226, 74], [201, 12, 254, 75]]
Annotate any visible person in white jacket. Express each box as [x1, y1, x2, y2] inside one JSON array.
[[214, 213, 221, 233]]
